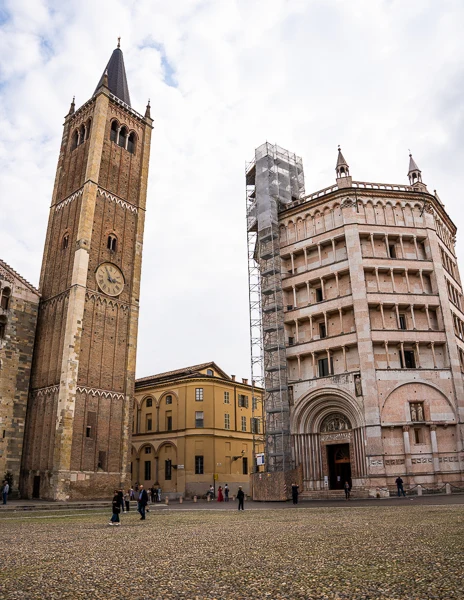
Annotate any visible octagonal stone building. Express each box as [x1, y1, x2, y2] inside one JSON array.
[[247, 143, 464, 495]]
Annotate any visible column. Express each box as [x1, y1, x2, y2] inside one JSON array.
[[306, 281, 311, 305], [430, 425, 440, 475], [415, 342, 421, 368], [384, 234, 389, 256], [318, 243, 322, 266], [400, 342, 406, 368], [312, 352, 316, 378], [297, 355, 301, 379], [335, 271, 340, 296], [324, 312, 328, 337], [419, 270, 425, 293], [291, 253, 295, 274], [293, 286, 297, 307], [304, 248, 308, 271], [410, 304, 416, 329], [342, 345, 347, 371], [425, 305, 432, 330], [413, 236, 419, 259], [375, 268, 380, 291], [295, 319, 299, 343], [399, 235, 405, 258], [405, 268, 411, 293], [339, 307, 344, 333], [370, 233, 375, 256], [390, 268, 396, 292], [326, 349, 332, 374], [430, 342, 437, 368], [380, 303, 386, 329], [331, 238, 336, 262], [384, 341, 390, 368], [402, 426, 411, 475], [395, 304, 401, 328]]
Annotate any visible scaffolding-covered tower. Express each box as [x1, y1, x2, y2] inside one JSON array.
[[246, 143, 305, 472]]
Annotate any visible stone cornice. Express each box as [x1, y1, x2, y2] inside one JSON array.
[[30, 385, 59, 398], [97, 187, 138, 213], [39, 289, 70, 309], [85, 290, 131, 310], [54, 188, 84, 212], [76, 386, 125, 401], [280, 183, 457, 234]]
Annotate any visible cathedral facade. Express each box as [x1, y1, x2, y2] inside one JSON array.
[[247, 143, 464, 495], [17, 45, 153, 500]]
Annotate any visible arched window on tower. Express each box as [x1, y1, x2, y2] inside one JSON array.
[[1, 287, 11, 310], [71, 130, 79, 151], [127, 132, 136, 154], [118, 126, 128, 149], [86, 118, 92, 140], [62, 233, 69, 250], [0, 315, 6, 339], [79, 124, 86, 146], [107, 234, 117, 252], [110, 120, 118, 143]]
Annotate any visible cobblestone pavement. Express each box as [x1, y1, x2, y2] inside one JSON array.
[[0, 504, 462, 599]]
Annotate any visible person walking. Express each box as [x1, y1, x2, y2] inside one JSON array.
[[344, 481, 351, 500], [157, 485, 162, 503], [395, 476, 406, 497], [109, 490, 121, 526], [138, 484, 149, 520], [224, 484, 229, 502], [207, 484, 214, 500], [2, 480, 9, 505], [237, 486, 245, 511], [124, 490, 130, 512], [291, 482, 299, 505], [217, 486, 224, 502]]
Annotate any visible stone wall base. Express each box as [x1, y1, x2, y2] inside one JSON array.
[[251, 465, 303, 501], [20, 469, 130, 500]]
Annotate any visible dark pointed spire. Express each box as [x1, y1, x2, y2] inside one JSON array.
[[94, 42, 131, 106], [145, 99, 151, 119], [336, 145, 349, 178], [67, 96, 75, 116]]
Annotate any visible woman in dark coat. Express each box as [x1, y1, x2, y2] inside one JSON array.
[[109, 490, 121, 525], [237, 486, 245, 511]]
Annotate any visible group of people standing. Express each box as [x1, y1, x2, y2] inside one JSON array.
[[207, 484, 245, 509], [109, 484, 154, 525], [207, 484, 230, 502]]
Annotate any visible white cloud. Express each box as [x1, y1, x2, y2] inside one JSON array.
[[1, 0, 464, 380]]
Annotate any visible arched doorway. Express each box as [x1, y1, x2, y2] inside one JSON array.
[[292, 388, 367, 491], [320, 413, 352, 489]]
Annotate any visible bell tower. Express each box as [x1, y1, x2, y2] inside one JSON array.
[[21, 44, 153, 500]]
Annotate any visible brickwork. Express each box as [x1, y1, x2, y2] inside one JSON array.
[[20, 50, 153, 500], [0, 262, 39, 491]]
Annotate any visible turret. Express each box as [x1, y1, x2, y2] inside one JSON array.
[[336, 146, 352, 188]]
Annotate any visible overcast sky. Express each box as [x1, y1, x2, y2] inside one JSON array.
[[1, 0, 464, 381]]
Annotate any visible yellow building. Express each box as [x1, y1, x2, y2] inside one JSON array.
[[132, 362, 264, 498]]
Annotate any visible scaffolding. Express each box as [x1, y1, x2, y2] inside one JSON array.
[[246, 143, 305, 473]]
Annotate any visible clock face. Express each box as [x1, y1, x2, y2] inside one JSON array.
[[96, 263, 124, 297]]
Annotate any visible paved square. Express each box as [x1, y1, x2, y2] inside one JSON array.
[[0, 504, 462, 599]]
